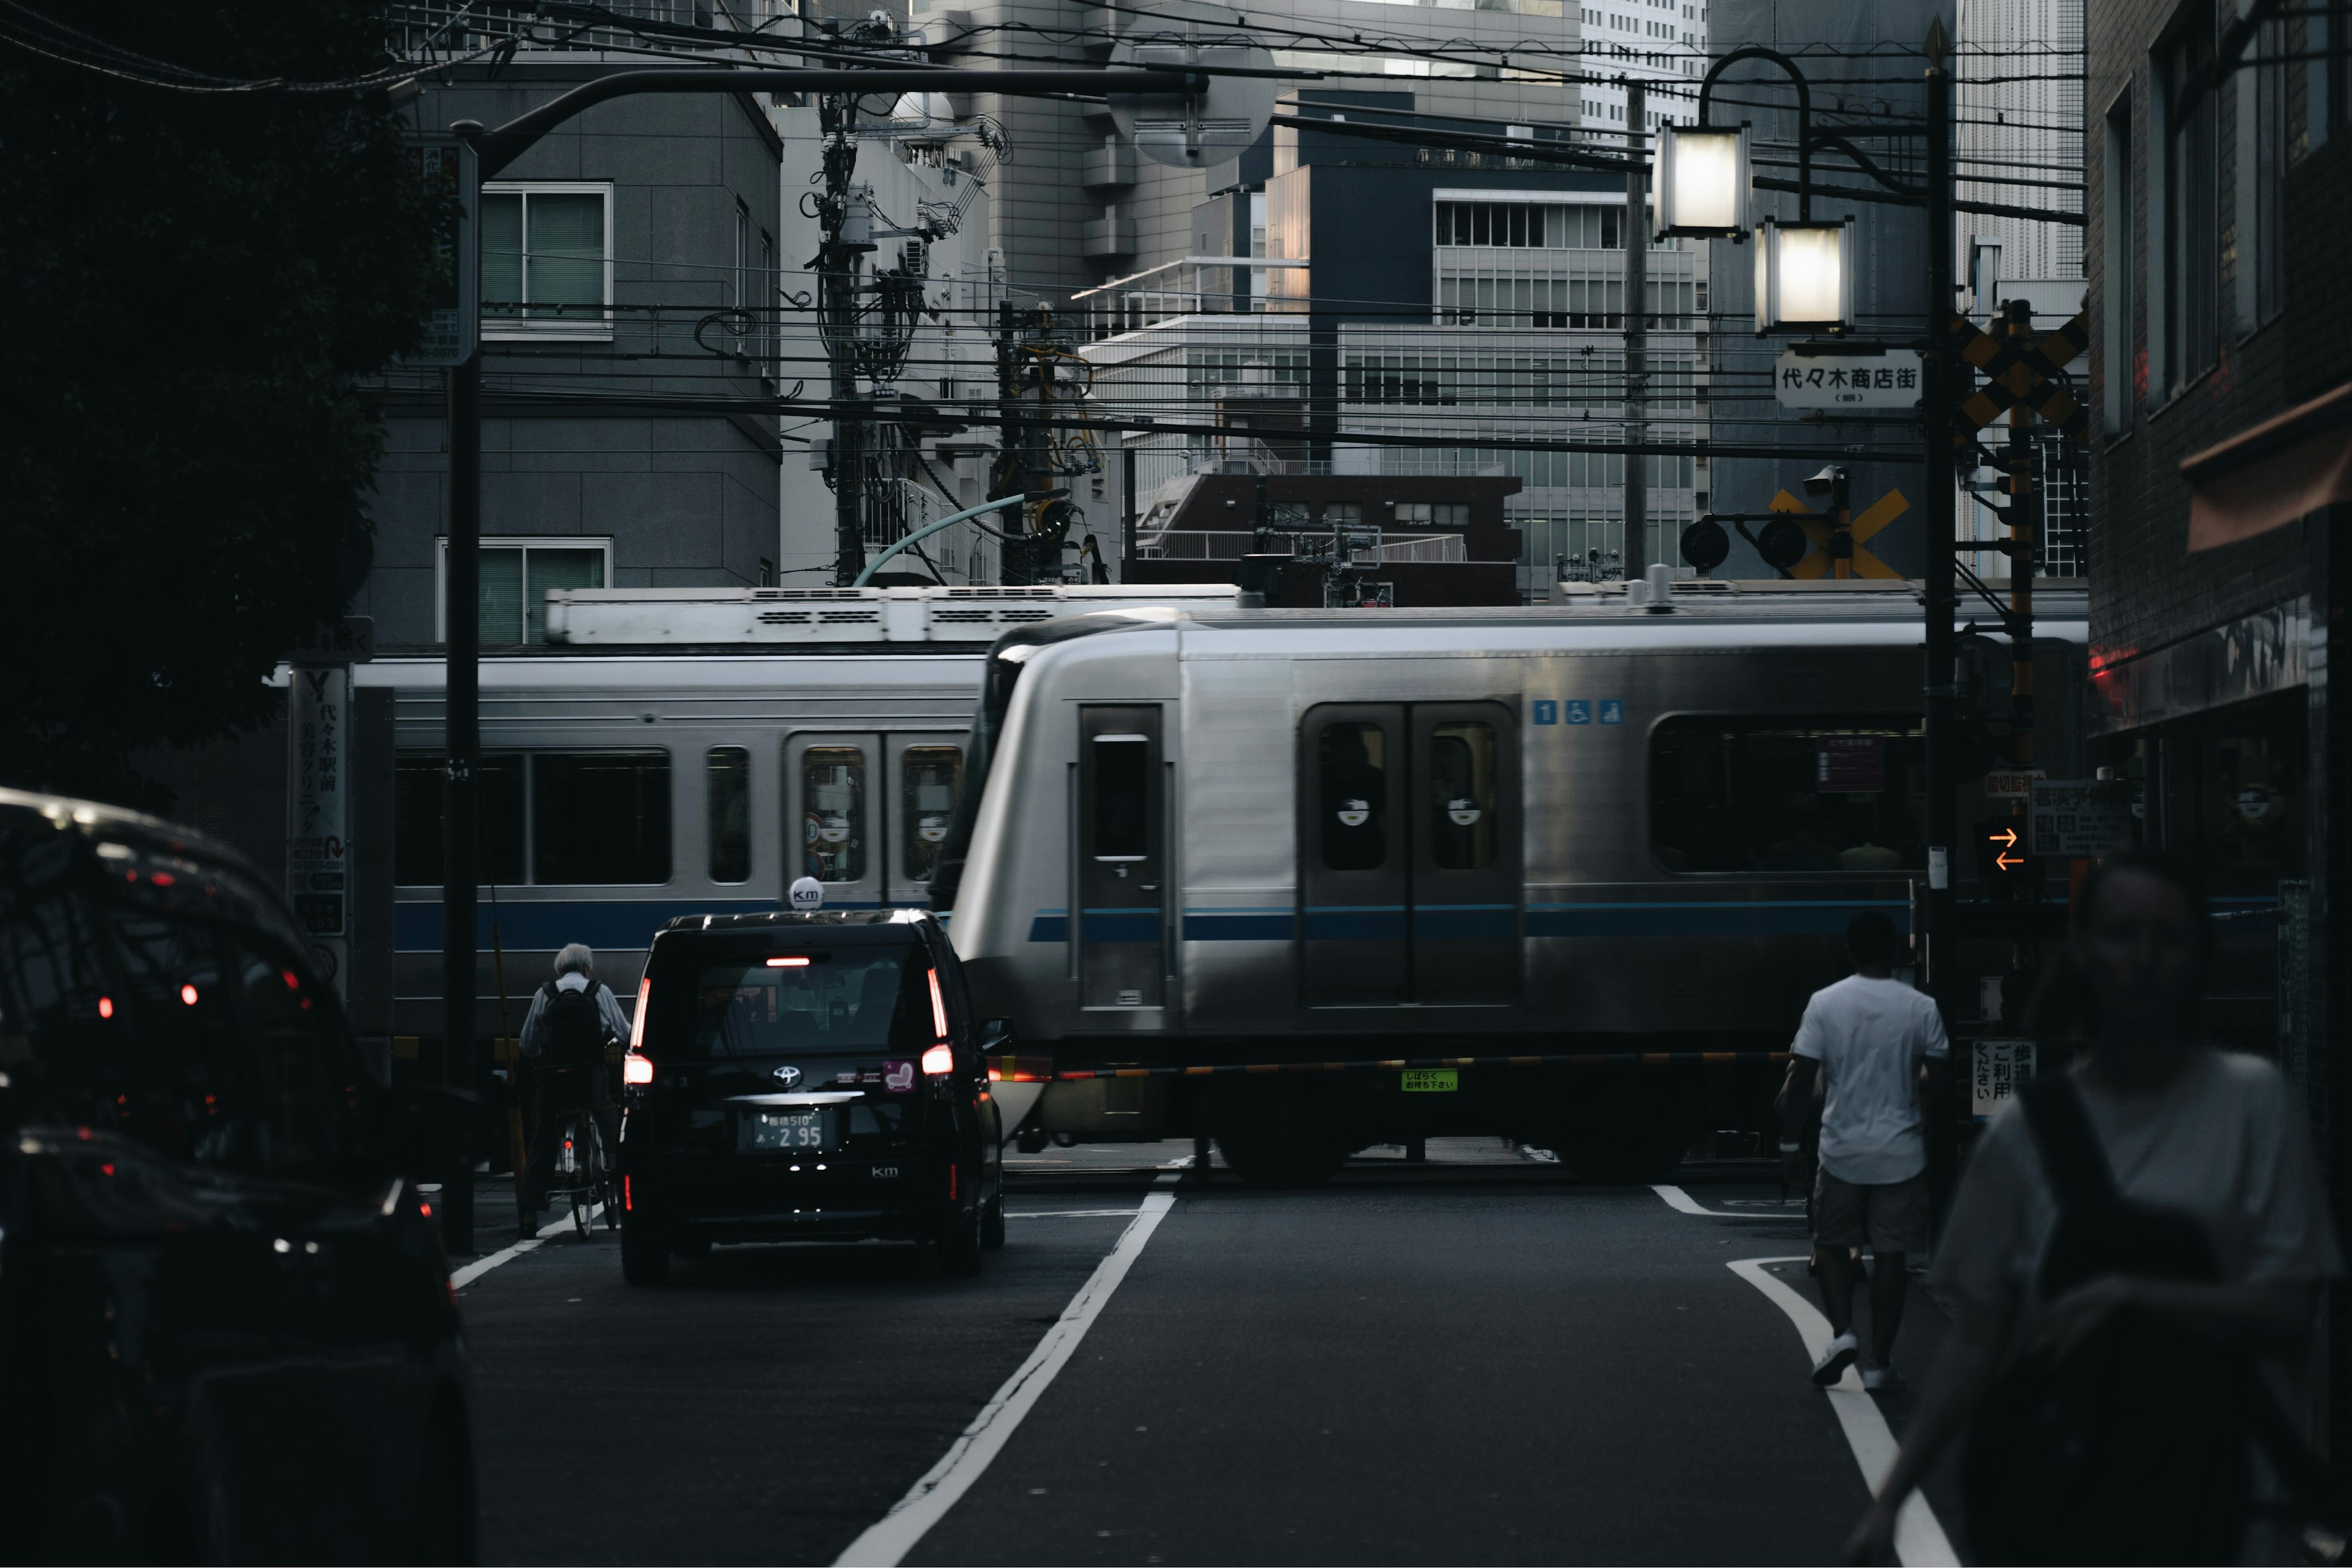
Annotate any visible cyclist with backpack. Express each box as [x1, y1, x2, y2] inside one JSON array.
[[517, 943, 631, 1237], [1843, 852, 2342, 1565]]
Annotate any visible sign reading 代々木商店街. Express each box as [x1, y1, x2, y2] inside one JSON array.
[[1773, 349, 1923, 410]]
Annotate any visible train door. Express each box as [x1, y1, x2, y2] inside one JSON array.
[[1076, 706, 1166, 1009], [1410, 704, 1520, 1006], [1298, 703, 1519, 1008], [1299, 706, 1410, 1007], [885, 734, 966, 908], [787, 734, 880, 908]]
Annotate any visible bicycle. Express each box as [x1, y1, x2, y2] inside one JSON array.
[[540, 1066, 619, 1238]]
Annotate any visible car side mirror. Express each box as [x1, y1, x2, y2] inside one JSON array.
[[377, 1085, 485, 1180], [979, 1017, 1014, 1052]]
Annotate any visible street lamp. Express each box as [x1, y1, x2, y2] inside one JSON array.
[[1651, 124, 1752, 240], [1753, 217, 1855, 334]]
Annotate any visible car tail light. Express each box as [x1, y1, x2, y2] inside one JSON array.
[[921, 1042, 954, 1077], [624, 1054, 655, 1087], [629, 976, 650, 1051], [623, 1174, 633, 1213], [765, 956, 810, 967], [948, 1163, 958, 1200], [927, 968, 948, 1039]]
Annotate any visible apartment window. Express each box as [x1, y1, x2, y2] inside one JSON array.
[[2103, 94, 2136, 432], [2159, 12, 2218, 396], [1434, 202, 1627, 250], [480, 184, 612, 336], [436, 536, 612, 646], [1395, 502, 1471, 527], [2239, 17, 2286, 330]]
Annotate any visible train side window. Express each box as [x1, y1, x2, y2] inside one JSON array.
[[1427, 722, 1497, 871], [1649, 715, 1925, 874], [706, 747, 752, 884], [392, 752, 525, 886], [902, 747, 962, 881], [1318, 722, 1389, 870], [802, 747, 867, 882], [534, 752, 671, 885], [1089, 736, 1150, 860]]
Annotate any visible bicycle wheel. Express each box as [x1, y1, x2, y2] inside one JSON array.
[[571, 1114, 595, 1238]]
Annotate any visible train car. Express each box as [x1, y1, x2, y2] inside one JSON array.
[[374, 583, 1232, 1135], [933, 581, 2090, 1183]]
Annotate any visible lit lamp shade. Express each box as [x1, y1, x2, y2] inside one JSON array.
[[1653, 124, 1752, 239], [1753, 217, 1855, 334]]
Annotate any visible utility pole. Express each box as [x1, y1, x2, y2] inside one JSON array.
[[1920, 29, 1957, 1014], [1623, 77, 1648, 581], [2002, 295, 2041, 995], [441, 343, 481, 1254], [817, 82, 871, 586]]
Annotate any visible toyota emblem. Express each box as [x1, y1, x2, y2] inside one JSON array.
[[772, 1065, 803, 1089]]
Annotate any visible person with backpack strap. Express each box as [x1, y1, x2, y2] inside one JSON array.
[[1843, 852, 2342, 1566], [516, 943, 632, 1237]]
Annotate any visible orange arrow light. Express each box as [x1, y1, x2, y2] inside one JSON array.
[[1995, 852, 2024, 871], [1986, 827, 2018, 848]]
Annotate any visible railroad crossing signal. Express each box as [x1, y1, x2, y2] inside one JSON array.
[[1765, 487, 1912, 579], [1977, 820, 2034, 884], [1947, 309, 2090, 448]]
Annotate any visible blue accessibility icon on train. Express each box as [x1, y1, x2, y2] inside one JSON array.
[[1564, 700, 1593, 725], [1532, 699, 1558, 725], [1599, 699, 1626, 725]]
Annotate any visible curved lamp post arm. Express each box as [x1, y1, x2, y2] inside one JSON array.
[[852, 493, 1036, 587], [1697, 45, 1812, 221]]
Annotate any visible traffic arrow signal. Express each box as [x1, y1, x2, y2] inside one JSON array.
[[1976, 818, 2034, 887], [1987, 826, 2018, 849], [1994, 851, 2024, 870]]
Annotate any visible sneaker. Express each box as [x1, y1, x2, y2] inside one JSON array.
[[1812, 1331, 1860, 1387], [1861, 1364, 1903, 1393]]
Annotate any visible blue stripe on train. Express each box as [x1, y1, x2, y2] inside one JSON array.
[[1523, 900, 1910, 937]]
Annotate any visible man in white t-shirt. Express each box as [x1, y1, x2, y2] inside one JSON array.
[[1783, 910, 1949, 1390]]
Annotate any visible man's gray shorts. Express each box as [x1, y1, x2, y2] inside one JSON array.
[[1813, 1169, 1930, 1254]]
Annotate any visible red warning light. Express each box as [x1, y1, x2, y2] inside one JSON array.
[[97, 996, 114, 1019], [179, 984, 198, 1006]]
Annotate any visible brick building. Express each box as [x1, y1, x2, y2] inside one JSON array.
[[2082, 0, 2350, 1450]]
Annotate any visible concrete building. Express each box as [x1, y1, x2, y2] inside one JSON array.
[[2082, 0, 2350, 1451], [1077, 92, 1709, 597]]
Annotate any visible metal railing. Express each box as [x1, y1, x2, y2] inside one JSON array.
[[1135, 529, 1468, 565]]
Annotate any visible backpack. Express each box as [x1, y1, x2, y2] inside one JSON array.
[[540, 982, 608, 1068], [1960, 1076, 2327, 1566]]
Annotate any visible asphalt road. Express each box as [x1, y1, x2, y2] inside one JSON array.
[[455, 1142, 1969, 1566]]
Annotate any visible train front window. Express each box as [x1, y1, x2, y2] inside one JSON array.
[[802, 748, 867, 882], [902, 747, 962, 881], [1319, 722, 1389, 870], [1427, 722, 1497, 871], [1650, 715, 1925, 874]]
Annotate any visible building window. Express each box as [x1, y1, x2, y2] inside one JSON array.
[[2102, 93, 2135, 432], [2158, 12, 2217, 396], [480, 184, 613, 337], [436, 537, 612, 646], [1395, 502, 1471, 527], [2239, 15, 2286, 330]]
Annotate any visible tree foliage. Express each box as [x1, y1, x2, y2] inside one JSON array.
[[0, 4, 442, 805]]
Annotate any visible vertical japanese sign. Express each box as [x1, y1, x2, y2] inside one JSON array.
[[1970, 1038, 2036, 1121], [401, 135, 478, 368], [289, 663, 352, 995]]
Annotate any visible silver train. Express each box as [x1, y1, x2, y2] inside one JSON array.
[[934, 584, 2090, 1182]]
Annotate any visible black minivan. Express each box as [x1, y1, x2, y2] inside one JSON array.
[[616, 910, 1005, 1284], [0, 789, 477, 1564]]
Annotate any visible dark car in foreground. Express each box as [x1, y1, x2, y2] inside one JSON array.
[[616, 910, 1005, 1284], [0, 790, 478, 1564]]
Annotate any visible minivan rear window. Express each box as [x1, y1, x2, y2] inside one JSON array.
[[660, 944, 932, 1060]]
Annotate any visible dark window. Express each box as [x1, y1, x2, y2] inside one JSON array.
[[2162, 10, 2218, 392], [902, 747, 962, 881], [0, 841, 124, 1130], [1090, 735, 1150, 859], [393, 752, 525, 886], [1427, 722, 1498, 870], [1649, 715, 1925, 874], [654, 944, 927, 1060], [105, 907, 252, 1168], [2102, 96, 2135, 431], [534, 753, 671, 885], [224, 930, 361, 1180], [707, 747, 751, 884], [802, 747, 867, 883], [1318, 722, 1389, 870]]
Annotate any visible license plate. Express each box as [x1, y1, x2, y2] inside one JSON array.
[[741, 1109, 830, 1152], [1400, 1069, 1458, 1093]]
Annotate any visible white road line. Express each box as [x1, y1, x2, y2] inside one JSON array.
[[1727, 1257, 1959, 1568], [447, 1202, 604, 1291], [1652, 1183, 1783, 1218], [834, 1170, 1184, 1568]]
